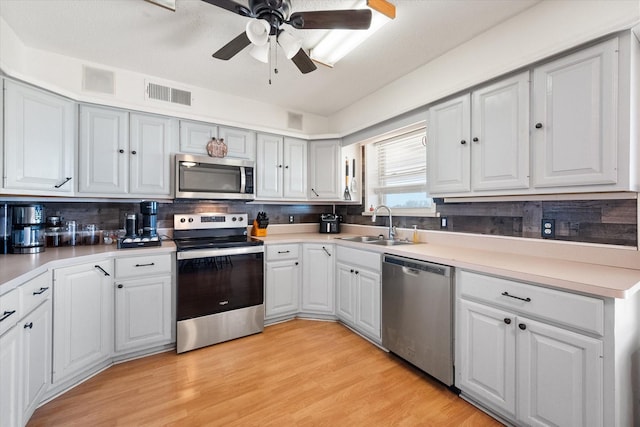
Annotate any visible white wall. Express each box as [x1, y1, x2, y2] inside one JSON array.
[[0, 17, 330, 137], [330, 0, 640, 136]]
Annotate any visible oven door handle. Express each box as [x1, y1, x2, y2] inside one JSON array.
[[176, 245, 264, 260]]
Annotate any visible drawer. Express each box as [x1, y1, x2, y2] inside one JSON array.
[[336, 246, 381, 272], [20, 271, 51, 315], [458, 270, 604, 336], [266, 244, 300, 261], [116, 253, 172, 279], [0, 289, 20, 336]]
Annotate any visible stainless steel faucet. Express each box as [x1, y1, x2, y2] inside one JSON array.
[[372, 205, 395, 240]]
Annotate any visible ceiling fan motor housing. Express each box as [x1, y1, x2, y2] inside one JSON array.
[[250, 0, 291, 35]]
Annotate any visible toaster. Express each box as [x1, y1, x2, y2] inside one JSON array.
[[319, 213, 341, 234]]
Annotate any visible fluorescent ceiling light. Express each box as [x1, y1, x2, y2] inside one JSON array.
[[310, 3, 392, 67]]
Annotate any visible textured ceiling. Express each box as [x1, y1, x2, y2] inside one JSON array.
[[0, 0, 540, 117]]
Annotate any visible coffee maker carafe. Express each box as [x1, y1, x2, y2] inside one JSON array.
[[11, 205, 46, 254], [140, 201, 158, 238]]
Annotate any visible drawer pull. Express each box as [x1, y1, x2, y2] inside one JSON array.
[[322, 246, 331, 256], [277, 250, 291, 254], [0, 310, 16, 322], [32, 287, 49, 295], [24, 322, 33, 329], [501, 291, 531, 302], [94, 265, 111, 276], [135, 263, 155, 267]]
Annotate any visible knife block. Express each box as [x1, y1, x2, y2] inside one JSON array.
[[251, 220, 267, 237]]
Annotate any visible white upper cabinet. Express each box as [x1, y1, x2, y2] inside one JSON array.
[[78, 105, 175, 197], [428, 94, 471, 194], [219, 126, 256, 160], [471, 72, 530, 191], [532, 38, 618, 188], [256, 134, 307, 200], [179, 120, 217, 154], [308, 139, 342, 200], [3, 80, 75, 195]]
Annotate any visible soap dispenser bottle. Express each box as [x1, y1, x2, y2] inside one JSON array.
[[412, 225, 419, 243]]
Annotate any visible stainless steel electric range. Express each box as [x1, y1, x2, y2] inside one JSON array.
[[173, 213, 264, 353]]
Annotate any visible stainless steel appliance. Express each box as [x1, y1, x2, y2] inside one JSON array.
[[1, 204, 9, 254], [10, 205, 46, 254], [382, 255, 453, 385], [118, 208, 161, 249], [174, 213, 264, 353], [319, 213, 341, 233], [140, 201, 158, 238], [175, 154, 255, 200]]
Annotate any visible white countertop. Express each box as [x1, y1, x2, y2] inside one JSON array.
[[2, 229, 639, 299]]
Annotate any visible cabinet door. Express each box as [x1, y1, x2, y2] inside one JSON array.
[[336, 263, 356, 325], [427, 94, 471, 194], [283, 137, 308, 199], [179, 119, 218, 154], [471, 72, 530, 191], [219, 126, 256, 160], [129, 113, 174, 195], [53, 261, 113, 384], [0, 326, 21, 427], [517, 316, 603, 427], [78, 105, 129, 194], [256, 134, 284, 198], [114, 275, 172, 353], [532, 38, 618, 188], [21, 300, 52, 423], [308, 140, 341, 199], [301, 244, 334, 314], [457, 299, 516, 417], [355, 269, 381, 340], [4, 80, 75, 193], [265, 260, 300, 318]]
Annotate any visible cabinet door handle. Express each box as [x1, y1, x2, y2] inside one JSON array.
[[135, 263, 155, 267], [131, 150, 137, 155], [322, 246, 331, 256], [355, 271, 359, 275], [535, 123, 543, 129], [285, 165, 289, 169], [518, 323, 527, 330], [504, 318, 512, 325], [94, 265, 111, 276], [277, 250, 290, 254], [24, 322, 33, 329], [501, 291, 531, 302], [460, 140, 467, 145], [350, 269, 354, 273], [0, 310, 16, 322], [54, 177, 72, 188], [278, 164, 283, 168], [295, 262, 299, 266], [472, 137, 479, 142], [117, 284, 124, 289], [119, 149, 125, 153], [32, 287, 49, 295], [311, 188, 319, 197]]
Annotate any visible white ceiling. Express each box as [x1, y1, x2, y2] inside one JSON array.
[[0, 0, 540, 117]]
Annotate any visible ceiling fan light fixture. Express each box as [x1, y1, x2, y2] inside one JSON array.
[[249, 42, 270, 63], [278, 31, 302, 59], [310, 8, 391, 67], [246, 19, 271, 46]]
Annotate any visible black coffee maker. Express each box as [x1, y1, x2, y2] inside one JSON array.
[[140, 201, 158, 238]]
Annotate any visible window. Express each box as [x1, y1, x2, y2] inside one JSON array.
[[364, 127, 434, 215]]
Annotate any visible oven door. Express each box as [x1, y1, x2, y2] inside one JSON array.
[[176, 246, 264, 322]]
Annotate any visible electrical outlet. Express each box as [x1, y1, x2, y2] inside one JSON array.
[[288, 215, 294, 224], [440, 216, 448, 229], [541, 219, 555, 238]]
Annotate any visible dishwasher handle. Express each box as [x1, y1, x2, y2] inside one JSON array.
[[383, 255, 451, 277]]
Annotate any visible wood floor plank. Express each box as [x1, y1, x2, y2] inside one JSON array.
[[28, 319, 502, 426]]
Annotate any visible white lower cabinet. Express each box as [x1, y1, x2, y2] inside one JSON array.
[[52, 261, 114, 385], [456, 270, 604, 426], [335, 246, 381, 342], [0, 323, 21, 427], [265, 244, 300, 320], [114, 254, 173, 353], [301, 243, 334, 315]]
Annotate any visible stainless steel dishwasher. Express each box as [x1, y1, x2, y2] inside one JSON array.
[[382, 254, 453, 386]]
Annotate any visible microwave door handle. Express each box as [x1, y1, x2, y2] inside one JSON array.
[[240, 166, 247, 193]]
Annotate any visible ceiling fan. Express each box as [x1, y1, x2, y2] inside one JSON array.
[[202, 0, 373, 74]]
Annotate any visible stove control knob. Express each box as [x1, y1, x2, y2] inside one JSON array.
[[188, 218, 194, 223], [232, 217, 237, 222], [180, 218, 185, 223], [237, 217, 243, 222]]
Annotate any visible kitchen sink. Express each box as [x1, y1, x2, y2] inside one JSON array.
[[339, 236, 413, 246], [368, 239, 413, 246]]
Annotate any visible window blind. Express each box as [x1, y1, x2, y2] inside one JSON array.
[[372, 129, 426, 195]]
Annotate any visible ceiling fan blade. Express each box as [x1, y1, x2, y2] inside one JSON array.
[[213, 32, 252, 60], [201, 0, 252, 17], [288, 9, 372, 30], [290, 49, 317, 74]]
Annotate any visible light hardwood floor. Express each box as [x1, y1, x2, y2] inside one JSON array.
[[29, 319, 502, 426]]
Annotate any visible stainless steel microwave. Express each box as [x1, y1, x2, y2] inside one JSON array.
[[175, 154, 255, 200]]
